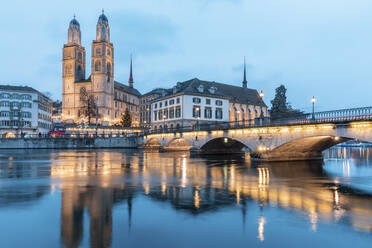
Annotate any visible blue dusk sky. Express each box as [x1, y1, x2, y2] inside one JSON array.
[[1, 0, 371, 112]]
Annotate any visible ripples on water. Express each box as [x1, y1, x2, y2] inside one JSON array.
[[0, 147, 371, 248]]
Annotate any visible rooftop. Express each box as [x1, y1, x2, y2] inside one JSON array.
[[154, 78, 267, 107]]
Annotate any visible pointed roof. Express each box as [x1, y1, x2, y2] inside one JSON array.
[[155, 78, 266, 107], [242, 57, 247, 88], [128, 55, 134, 88]]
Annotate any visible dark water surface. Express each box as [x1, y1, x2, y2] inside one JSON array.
[[0, 147, 371, 248]]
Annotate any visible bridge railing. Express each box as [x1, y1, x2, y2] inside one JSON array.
[[145, 106, 372, 135]]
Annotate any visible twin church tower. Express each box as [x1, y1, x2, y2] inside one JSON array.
[[62, 11, 140, 125]]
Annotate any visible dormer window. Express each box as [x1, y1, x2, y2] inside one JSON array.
[[197, 85, 204, 93], [208, 86, 217, 94]]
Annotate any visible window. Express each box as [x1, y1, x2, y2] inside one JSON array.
[[21, 102, 32, 108], [176, 107, 181, 118], [0, 111, 9, 117], [193, 97, 201, 104], [96, 48, 101, 56], [215, 108, 223, 119], [0, 101, 10, 107], [95, 60, 101, 72], [216, 100, 223, 106], [164, 109, 168, 119], [78, 52, 82, 60], [204, 107, 212, 119], [107, 48, 111, 56], [165, 101, 168, 107], [159, 102, 162, 108], [176, 98, 180, 104], [65, 64, 72, 75], [11, 94, 20, 99], [107, 63, 112, 81], [11, 102, 20, 108], [169, 108, 175, 118], [154, 111, 157, 121], [206, 99, 211, 105], [197, 85, 204, 93], [208, 86, 217, 94], [22, 94, 32, 100], [21, 112, 31, 118], [169, 99, 175, 105], [193, 106, 201, 118], [158, 110, 163, 120]]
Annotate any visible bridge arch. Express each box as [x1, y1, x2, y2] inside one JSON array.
[[164, 138, 192, 151], [200, 137, 250, 154], [143, 138, 161, 149], [257, 135, 351, 161]]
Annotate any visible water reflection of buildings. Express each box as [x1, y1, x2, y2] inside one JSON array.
[[50, 151, 137, 248], [4, 148, 372, 247]]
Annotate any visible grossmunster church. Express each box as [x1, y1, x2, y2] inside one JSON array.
[[61, 12, 141, 126]]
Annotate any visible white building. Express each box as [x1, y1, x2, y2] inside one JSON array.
[[150, 78, 269, 130], [0, 85, 53, 137]]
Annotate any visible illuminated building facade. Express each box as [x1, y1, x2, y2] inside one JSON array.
[[62, 12, 140, 126], [150, 77, 269, 130]]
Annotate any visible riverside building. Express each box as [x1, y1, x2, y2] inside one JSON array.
[[0, 85, 53, 137], [150, 70, 269, 131]]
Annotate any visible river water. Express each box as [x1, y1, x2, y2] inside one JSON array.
[[0, 147, 371, 248]]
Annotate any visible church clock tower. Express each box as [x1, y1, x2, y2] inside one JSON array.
[[62, 16, 86, 122], [91, 10, 114, 123]]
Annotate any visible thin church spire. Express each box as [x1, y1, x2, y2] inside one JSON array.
[[128, 54, 134, 88], [242, 56, 247, 88]]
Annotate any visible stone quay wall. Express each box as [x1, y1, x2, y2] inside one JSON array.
[[0, 136, 141, 149]]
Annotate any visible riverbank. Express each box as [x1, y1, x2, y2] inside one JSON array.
[[0, 136, 140, 149]]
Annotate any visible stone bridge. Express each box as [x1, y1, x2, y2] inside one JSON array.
[[143, 121, 372, 161]]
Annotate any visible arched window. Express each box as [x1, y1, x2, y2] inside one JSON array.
[[107, 63, 112, 82], [95, 60, 101, 72], [77, 65, 82, 76], [65, 64, 72, 75], [96, 48, 101, 56]]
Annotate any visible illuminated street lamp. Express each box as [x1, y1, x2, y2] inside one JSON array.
[[259, 90, 264, 99], [311, 96, 316, 120]]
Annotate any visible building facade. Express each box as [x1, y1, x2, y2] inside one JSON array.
[[150, 77, 269, 130], [140, 88, 169, 128], [0, 85, 53, 137], [61, 13, 140, 126]]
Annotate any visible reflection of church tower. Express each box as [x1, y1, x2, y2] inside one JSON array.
[[87, 188, 113, 248], [61, 188, 85, 248], [91, 10, 114, 122], [62, 16, 86, 120]]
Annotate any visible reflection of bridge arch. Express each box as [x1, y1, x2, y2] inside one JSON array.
[[200, 137, 250, 154]]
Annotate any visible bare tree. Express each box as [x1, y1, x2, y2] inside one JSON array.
[[79, 87, 98, 125]]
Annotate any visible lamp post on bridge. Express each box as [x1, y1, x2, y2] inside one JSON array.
[[311, 96, 316, 121], [259, 90, 264, 126]]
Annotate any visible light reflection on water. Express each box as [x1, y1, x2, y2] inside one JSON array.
[[0, 148, 371, 247]]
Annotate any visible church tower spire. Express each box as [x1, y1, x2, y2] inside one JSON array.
[[242, 57, 247, 88], [96, 10, 110, 42], [68, 15, 81, 45], [128, 55, 134, 88]]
